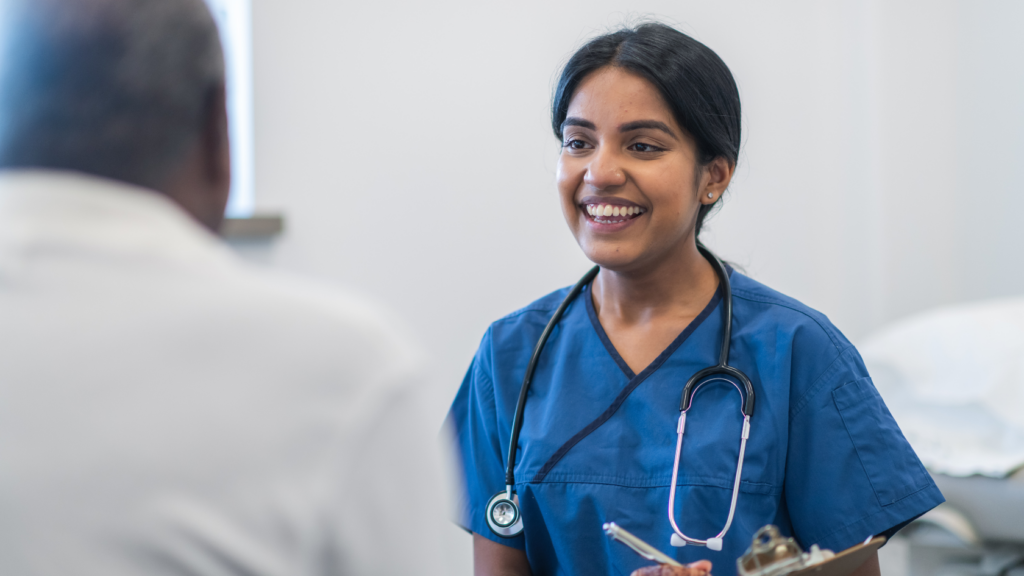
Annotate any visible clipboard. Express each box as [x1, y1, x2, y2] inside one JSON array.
[[785, 536, 886, 576], [738, 525, 886, 576], [607, 520, 885, 576]]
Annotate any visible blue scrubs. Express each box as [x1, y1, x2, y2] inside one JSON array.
[[446, 269, 943, 576]]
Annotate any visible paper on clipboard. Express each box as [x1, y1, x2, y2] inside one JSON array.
[[785, 536, 886, 576]]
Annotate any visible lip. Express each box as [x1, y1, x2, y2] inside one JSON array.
[[578, 195, 647, 232]]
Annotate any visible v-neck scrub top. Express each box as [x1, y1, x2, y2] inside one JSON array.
[[445, 269, 943, 576]]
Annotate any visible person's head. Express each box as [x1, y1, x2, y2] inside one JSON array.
[[0, 0, 230, 230], [552, 23, 741, 273]]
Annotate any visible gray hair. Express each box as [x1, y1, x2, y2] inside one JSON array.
[[0, 0, 225, 188]]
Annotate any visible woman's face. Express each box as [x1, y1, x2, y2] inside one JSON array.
[[556, 66, 727, 273]]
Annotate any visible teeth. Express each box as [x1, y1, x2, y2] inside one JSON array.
[[584, 203, 645, 220]]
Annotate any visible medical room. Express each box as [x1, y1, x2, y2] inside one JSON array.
[[0, 0, 1020, 575]]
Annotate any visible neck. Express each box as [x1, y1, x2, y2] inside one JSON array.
[[591, 240, 719, 323]]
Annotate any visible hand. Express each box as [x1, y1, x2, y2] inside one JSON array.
[[630, 560, 712, 576]]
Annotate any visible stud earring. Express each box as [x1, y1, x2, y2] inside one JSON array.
[[707, 193, 714, 199]]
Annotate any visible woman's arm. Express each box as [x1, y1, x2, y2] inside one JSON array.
[[474, 533, 532, 576]]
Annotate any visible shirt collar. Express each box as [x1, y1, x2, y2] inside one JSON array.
[[0, 169, 236, 266]]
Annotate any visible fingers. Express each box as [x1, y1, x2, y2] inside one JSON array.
[[629, 561, 712, 576], [688, 560, 713, 572]]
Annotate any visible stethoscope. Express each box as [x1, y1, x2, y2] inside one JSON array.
[[485, 246, 756, 553]]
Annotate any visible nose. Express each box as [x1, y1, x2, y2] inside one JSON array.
[[583, 146, 626, 190]]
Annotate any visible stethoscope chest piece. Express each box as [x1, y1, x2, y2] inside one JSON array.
[[486, 490, 524, 537], [484, 247, 751, 542]]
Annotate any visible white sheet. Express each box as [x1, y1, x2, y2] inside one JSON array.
[[860, 298, 1024, 477]]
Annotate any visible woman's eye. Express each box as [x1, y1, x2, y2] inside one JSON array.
[[629, 142, 663, 153], [564, 139, 590, 150]]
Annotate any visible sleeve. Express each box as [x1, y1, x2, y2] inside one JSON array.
[[785, 346, 945, 552], [442, 330, 526, 550]]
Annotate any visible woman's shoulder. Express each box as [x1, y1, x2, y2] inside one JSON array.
[[473, 284, 582, 364], [485, 285, 580, 342], [729, 271, 875, 419], [729, 270, 852, 354], [493, 285, 574, 324]]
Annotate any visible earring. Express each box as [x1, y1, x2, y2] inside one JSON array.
[[707, 193, 714, 199]]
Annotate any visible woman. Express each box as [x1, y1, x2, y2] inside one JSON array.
[[446, 23, 942, 576]]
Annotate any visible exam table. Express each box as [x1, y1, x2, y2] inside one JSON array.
[[898, 472, 1024, 576], [860, 298, 1024, 576]]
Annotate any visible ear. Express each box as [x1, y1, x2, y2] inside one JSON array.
[[203, 82, 231, 193], [158, 82, 232, 232], [698, 157, 735, 205], [194, 82, 231, 231]]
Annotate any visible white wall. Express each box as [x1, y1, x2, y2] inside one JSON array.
[[245, 0, 1024, 401], [240, 1, 1024, 571]]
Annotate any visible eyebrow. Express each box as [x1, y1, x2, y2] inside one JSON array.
[[561, 117, 596, 131], [618, 120, 678, 139], [560, 117, 679, 140]]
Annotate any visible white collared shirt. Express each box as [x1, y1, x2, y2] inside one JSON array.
[[0, 170, 450, 575]]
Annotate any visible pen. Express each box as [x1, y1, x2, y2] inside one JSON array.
[[603, 522, 684, 568]]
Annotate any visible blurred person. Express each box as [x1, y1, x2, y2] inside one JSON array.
[[0, 0, 450, 574], [445, 23, 943, 576]]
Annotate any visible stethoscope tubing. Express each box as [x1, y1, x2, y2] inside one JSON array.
[[668, 378, 751, 547], [504, 265, 599, 491], [680, 246, 756, 417], [490, 247, 756, 545]]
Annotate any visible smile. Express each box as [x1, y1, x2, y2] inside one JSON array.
[[584, 203, 646, 224]]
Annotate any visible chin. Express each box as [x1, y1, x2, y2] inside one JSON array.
[[580, 245, 645, 273]]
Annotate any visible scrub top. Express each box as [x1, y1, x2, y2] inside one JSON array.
[[445, 269, 944, 576]]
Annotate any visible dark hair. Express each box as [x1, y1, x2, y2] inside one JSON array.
[[0, 0, 224, 190], [552, 22, 741, 238]]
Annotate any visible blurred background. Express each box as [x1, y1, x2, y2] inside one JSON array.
[[208, 1, 1024, 573]]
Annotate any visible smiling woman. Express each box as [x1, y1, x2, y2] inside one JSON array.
[[445, 22, 942, 576], [552, 24, 740, 251], [556, 64, 731, 373]]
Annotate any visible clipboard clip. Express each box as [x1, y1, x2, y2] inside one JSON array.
[[737, 525, 835, 576]]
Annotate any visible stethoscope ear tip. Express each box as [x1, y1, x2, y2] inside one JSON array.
[[670, 534, 723, 551]]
